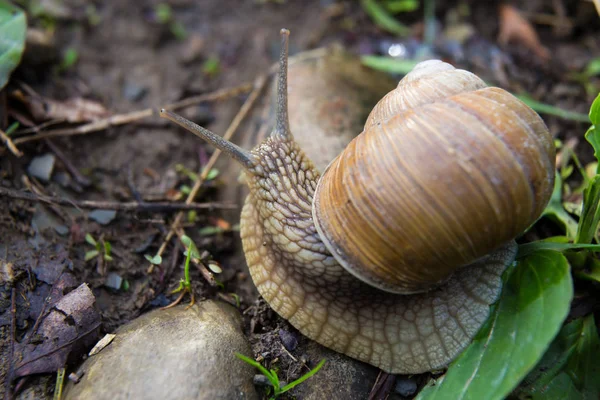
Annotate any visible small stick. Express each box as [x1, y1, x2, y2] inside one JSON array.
[[13, 82, 253, 145], [22, 175, 71, 224], [0, 128, 23, 157], [44, 139, 91, 186], [0, 186, 236, 212], [148, 74, 268, 273]]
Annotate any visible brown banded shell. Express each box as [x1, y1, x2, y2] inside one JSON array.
[[312, 60, 555, 294]]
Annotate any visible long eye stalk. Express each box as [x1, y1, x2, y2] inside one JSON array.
[[159, 29, 293, 169], [159, 109, 256, 170], [273, 28, 292, 140]]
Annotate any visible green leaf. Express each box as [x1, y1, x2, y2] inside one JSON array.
[[0, 2, 26, 90], [4, 121, 19, 136], [514, 315, 600, 399], [585, 58, 600, 76], [516, 95, 589, 123], [144, 254, 163, 265], [416, 250, 573, 400], [154, 3, 172, 24], [585, 94, 600, 170], [199, 226, 225, 236], [59, 47, 78, 71], [361, 55, 419, 75], [103, 240, 111, 255], [85, 233, 97, 246], [180, 235, 200, 259], [541, 171, 579, 239], [205, 168, 219, 181], [202, 56, 220, 77], [575, 175, 600, 244], [169, 21, 187, 40], [84, 250, 99, 261], [360, 0, 411, 36], [589, 93, 600, 126], [383, 0, 420, 13]]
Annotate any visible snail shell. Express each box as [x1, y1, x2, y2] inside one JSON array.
[[314, 60, 555, 294]]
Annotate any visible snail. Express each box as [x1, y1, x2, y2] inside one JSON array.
[[160, 29, 555, 374]]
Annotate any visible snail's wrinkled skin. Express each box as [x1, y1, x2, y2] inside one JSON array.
[[240, 134, 516, 373]]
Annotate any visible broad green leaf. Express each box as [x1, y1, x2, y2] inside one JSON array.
[[360, 0, 411, 36], [541, 171, 579, 239], [0, 2, 26, 89], [517, 95, 589, 123], [361, 55, 419, 74], [144, 254, 162, 265], [514, 315, 600, 399], [416, 250, 573, 400], [575, 175, 600, 244]]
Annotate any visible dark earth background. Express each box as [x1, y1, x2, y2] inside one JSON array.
[[1, 0, 599, 399]]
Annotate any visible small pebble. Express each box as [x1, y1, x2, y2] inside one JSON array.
[[104, 272, 123, 290], [253, 374, 271, 387], [28, 154, 56, 181], [394, 376, 418, 397], [89, 209, 117, 225], [123, 81, 148, 102], [279, 329, 298, 351], [54, 225, 69, 236]]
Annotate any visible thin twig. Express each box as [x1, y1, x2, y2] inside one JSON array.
[[13, 83, 253, 145], [149, 74, 268, 273], [0, 128, 23, 157], [22, 175, 71, 224], [44, 139, 91, 186], [0, 186, 236, 212]]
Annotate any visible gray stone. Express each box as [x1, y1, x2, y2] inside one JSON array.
[[104, 272, 123, 290], [64, 300, 257, 400], [394, 376, 418, 397], [290, 341, 379, 400], [28, 154, 55, 181], [88, 209, 116, 225]]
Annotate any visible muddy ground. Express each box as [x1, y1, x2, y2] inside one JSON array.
[[1, 0, 599, 399]]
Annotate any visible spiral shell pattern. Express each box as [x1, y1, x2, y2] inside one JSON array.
[[313, 60, 555, 293]]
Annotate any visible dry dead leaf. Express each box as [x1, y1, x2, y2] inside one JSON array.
[[498, 4, 550, 62], [12, 88, 109, 123], [14, 278, 101, 378]]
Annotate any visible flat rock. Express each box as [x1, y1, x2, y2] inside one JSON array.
[[64, 300, 257, 400], [290, 341, 380, 400]]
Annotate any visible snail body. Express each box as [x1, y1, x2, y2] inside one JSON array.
[[161, 30, 555, 373]]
